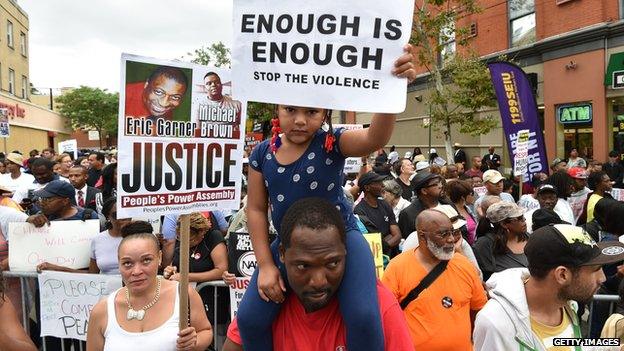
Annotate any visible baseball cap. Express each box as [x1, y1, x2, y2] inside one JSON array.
[[415, 161, 430, 172], [6, 152, 23, 165], [358, 172, 385, 187], [433, 204, 467, 230], [486, 202, 525, 223], [34, 180, 77, 205], [551, 158, 564, 168], [483, 170, 504, 184], [568, 167, 588, 179], [429, 148, 437, 154], [536, 184, 558, 196], [454, 142, 461, 147], [411, 171, 442, 192], [526, 224, 624, 268]]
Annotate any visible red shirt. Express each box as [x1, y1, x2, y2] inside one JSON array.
[[227, 281, 413, 351]]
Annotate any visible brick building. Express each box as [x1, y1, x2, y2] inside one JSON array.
[[356, 0, 624, 171]]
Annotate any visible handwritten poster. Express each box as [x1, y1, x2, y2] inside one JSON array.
[[8, 220, 100, 272], [364, 233, 383, 278], [38, 271, 122, 341]]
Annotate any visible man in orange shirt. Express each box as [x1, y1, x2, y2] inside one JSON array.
[[382, 209, 487, 350]]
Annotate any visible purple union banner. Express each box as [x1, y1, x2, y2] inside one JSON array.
[[488, 62, 548, 181]]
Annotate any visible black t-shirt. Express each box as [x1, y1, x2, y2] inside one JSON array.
[[397, 178, 414, 201], [172, 229, 225, 272], [354, 199, 396, 236]]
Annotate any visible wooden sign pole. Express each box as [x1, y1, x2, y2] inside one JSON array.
[[178, 214, 190, 330]]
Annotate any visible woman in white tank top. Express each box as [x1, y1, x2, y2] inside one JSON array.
[[86, 232, 213, 351]]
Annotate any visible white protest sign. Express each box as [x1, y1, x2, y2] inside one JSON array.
[[8, 220, 100, 272], [232, 0, 414, 113], [38, 271, 121, 341], [335, 124, 363, 173], [474, 186, 488, 198], [58, 139, 78, 159], [513, 129, 530, 177], [229, 277, 251, 319], [117, 55, 247, 218]]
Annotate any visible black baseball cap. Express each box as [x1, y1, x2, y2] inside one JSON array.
[[358, 172, 385, 187], [526, 224, 624, 268], [536, 184, 558, 196], [34, 180, 77, 205]]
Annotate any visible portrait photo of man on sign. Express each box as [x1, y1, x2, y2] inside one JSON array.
[[123, 61, 193, 137], [193, 69, 243, 140]]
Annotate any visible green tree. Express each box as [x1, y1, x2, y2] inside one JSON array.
[[55, 86, 119, 148], [185, 41, 274, 122], [411, 0, 498, 164]]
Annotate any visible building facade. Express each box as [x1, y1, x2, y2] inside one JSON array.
[[0, 0, 72, 154], [357, 0, 624, 172]]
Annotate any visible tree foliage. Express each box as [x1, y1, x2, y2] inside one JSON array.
[[411, 0, 498, 163], [55, 86, 119, 148], [185, 41, 274, 121]]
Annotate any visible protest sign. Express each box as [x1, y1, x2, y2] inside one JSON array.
[[364, 233, 384, 278], [335, 124, 363, 173], [38, 271, 121, 341], [117, 55, 247, 218], [58, 139, 78, 159], [474, 186, 488, 198], [0, 108, 9, 137], [228, 232, 275, 277], [513, 129, 530, 176], [245, 132, 263, 150], [8, 220, 100, 272], [229, 277, 250, 319], [232, 0, 414, 113]]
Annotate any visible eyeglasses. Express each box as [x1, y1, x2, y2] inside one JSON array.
[[421, 228, 462, 239]]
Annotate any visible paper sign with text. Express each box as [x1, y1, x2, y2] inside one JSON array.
[[117, 55, 247, 218], [38, 271, 121, 341], [58, 139, 78, 159], [335, 124, 363, 173], [8, 220, 100, 272], [364, 233, 384, 278], [513, 129, 530, 176], [232, 0, 414, 113], [229, 277, 251, 319]]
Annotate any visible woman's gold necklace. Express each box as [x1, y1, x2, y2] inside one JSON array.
[[125, 276, 161, 321]]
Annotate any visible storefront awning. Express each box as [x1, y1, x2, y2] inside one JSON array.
[[605, 52, 624, 86]]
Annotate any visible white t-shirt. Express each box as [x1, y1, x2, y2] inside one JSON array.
[[517, 194, 540, 212], [0, 172, 34, 194], [0, 206, 27, 239], [555, 198, 576, 225]]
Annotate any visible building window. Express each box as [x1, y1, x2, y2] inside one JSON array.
[[439, 23, 456, 62], [509, 0, 535, 47], [8, 69, 15, 95], [6, 21, 13, 48], [21, 75, 27, 98], [20, 32, 26, 56]]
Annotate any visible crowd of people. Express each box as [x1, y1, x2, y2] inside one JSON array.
[[1, 44, 624, 350]]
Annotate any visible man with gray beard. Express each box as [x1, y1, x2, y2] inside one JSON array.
[[382, 209, 487, 350]]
